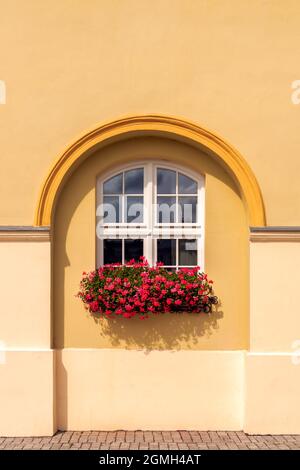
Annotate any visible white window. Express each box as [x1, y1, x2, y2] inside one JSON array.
[[96, 162, 205, 269]]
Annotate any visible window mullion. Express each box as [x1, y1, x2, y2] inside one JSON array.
[[122, 172, 125, 223], [147, 163, 153, 265]]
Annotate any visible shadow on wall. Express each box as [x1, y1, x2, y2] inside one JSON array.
[[56, 310, 223, 430], [56, 307, 223, 430], [53, 135, 248, 350], [92, 309, 224, 351]]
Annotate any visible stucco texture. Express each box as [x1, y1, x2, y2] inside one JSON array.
[[0, 0, 300, 226]]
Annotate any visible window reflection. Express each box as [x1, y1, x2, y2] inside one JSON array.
[[126, 196, 144, 223], [103, 173, 122, 194], [124, 168, 144, 194], [178, 173, 197, 194], [157, 168, 176, 194], [103, 239, 122, 264], [157, 239, 176, 266], [179, 239, 197, 266]]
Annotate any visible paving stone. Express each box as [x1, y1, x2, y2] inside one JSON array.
[[143, 431, 154, 443], [162, 431, 173, 443], [129, 443, 139, 450], [158, 443, 169, 450], [97, 432, 108, 442], [180, 431, 192, 443], [171, 431, 183, 442]]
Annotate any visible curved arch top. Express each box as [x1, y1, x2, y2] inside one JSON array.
[[35, 114, 266, 226]]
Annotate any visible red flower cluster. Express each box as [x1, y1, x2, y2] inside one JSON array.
[[78, 257, 218, 320]]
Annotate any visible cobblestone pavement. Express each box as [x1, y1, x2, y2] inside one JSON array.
[[0, 431, 300, 450]]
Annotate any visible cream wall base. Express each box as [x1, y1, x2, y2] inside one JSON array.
[[56, 349, 244, 431], [0, 350, 55, 437], [245, 352, 300, 435], [1, 349, 300, 435], [0, 241, 51, 348], [250, 242, 300, 352], [246, 241, 300, 434]]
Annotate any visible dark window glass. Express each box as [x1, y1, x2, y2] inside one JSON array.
[[157, 196, 176, 223], [104, 239, 122, 264], [124, 168, 144, 194], [103, 196, 121, 223], [178, 196, 197, 223], [157, 239, 176, 266], [179, 239, 197, 266], [157, 168, 176, 194], [178, 173, 197, 194], [126, 196, 143, 223], [103, 173, 123, 194], [125, 239, 143, 262]]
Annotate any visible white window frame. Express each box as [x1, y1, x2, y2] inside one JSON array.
[[96, 161, 205, 269]]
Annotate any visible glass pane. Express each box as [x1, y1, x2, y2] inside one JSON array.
[[157, 239, 176, 266], [125, 239, 143, 262], [157, 168, 176, 194], [103, 173, 123, 194], [103, 196, 121, 223], [157, 196, 176, 223], [124, 168, 144, 194], [179, 239, 197, 266], [126, 196, 143, 223], [104, 239, 122, 264], [178, 173, 197, 194], [178, 196, 197, 223]]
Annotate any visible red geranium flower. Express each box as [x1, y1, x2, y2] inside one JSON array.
[[77, 258, 218, 319]]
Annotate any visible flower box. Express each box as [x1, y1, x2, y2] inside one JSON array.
[[78, 257, 218, 320]]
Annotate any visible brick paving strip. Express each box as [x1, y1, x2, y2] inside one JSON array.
[[0, 431, 299, 450]]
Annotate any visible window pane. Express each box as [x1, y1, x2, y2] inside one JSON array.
[[157, 168, 176, 194], [104, 239, 122, 264], [157, 239, 176, 266], [125, 168, 144, 194], [103, 196, 121, 223], [179, 239, 197, 266], [178, 196, 197, 223], [178, 173, 197, 194], [103, 173, 123, 194], [157, 196, 176, 223], [125, 239, 143, 262], [126, 196, 143, 223]]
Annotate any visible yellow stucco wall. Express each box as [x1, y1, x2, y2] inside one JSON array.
[[53, 136, 248, 349], [0, 0, 300, 226]]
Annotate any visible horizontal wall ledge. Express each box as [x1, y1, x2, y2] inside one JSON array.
[[2, 225, 300, 242], [0, 226, 50, 242], [250, 226, 300, 242]]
